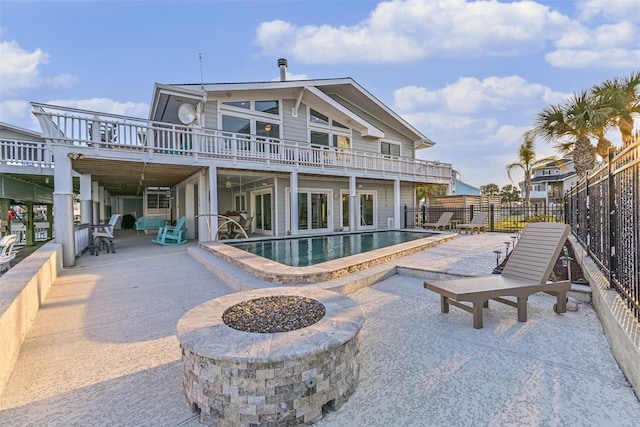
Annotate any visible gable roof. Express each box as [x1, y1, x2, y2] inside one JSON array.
[[150, 77, 435, 148], [0, 121, 43, 139]]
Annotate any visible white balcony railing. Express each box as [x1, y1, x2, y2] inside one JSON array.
[[26, 103, 452, 182]]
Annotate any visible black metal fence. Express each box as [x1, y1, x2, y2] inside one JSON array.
[[404, 204, 565, 233], [565, 140, 639, 323]]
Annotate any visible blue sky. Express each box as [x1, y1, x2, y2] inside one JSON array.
[[1, 0, 638, 187]]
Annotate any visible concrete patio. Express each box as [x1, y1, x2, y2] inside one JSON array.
[[0, 230, 638, 426]]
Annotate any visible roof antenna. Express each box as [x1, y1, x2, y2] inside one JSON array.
[[199, 53, 205, 92]]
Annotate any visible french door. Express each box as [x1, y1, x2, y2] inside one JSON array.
[[253, 190, 272, 235]]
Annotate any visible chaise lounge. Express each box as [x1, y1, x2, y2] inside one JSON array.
[[456, 212, 488, 234], [423, 222, 571, 329], [422, 212, 454, 231]]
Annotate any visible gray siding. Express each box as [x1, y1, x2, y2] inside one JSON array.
[[203, 100, 218, 130], [282, 99, 308, 143]]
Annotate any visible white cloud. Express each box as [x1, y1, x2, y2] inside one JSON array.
[[577, 0, 640, 22], [46, 98, 149, 118], [0, 40, 78, 97], [394, 75, 567, 115], [0, 100, 31, 123], [255, 0, 571, 63], [395, 75, 571, 187], [547, 21, 640, 68]]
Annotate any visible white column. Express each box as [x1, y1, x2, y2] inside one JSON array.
[[349, 176, 357, 231], [98, 186, 105, 223], [394, 178, 401, 229], [91, 181, 100, 224], [290, 171, 298, 236], [53, 150, 76, 267], [185, 183, 195, 239], [198, 168, 217, 242], [79, 174, 92, 225]]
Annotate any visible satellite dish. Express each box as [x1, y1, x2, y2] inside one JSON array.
[[178, 103, 197, 125]]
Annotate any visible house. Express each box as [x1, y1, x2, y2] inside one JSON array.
[[451, 169, 480, 195], [5, 59, 453, 266], [521, 158, 578, 208]]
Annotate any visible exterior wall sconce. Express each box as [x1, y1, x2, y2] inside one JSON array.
[[264, 124, 272, 132], [225, 179, 232, 189], [67, 153, 85, 160]]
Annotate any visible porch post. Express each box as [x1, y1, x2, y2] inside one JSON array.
[[349, 176, 357, 231], [53, 149, 76, 267], [79, 173, 93, 225], [185, 183, 195, 240], [290, 171, 298, 236], [394, 178, 401, 229], [98, 186, 105, 223], [198, 167, 217, 242], [91, 181, 100, 225]]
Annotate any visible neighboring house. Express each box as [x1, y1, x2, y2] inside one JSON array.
[[520, 158, 578, 207], [4, 60, 453, 266], [451, 169, 480, 195]]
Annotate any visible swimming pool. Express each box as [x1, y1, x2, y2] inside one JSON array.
[[228, 230, 436, 267], [200, 230, 455, 285]]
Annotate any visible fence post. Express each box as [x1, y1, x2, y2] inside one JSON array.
[[421, 204, 426, 224], [489, 205, 495, 232], [403, 205, 407, 229], [607, 148, 617, 290]]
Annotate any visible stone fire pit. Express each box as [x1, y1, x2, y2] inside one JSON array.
[[177, 287, 365, 426]]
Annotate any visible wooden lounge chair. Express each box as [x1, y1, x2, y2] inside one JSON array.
[[153, 216, 188, 245], [0, 234, 19, 272], [456, 212, 488, 234], [423, 222, 571, 329], [422, 212, 454, 230]]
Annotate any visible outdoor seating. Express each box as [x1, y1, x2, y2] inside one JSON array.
[[91, 214, 121, 255], [0, 234, 19, 272], [153, 216, 188, 245], [422, 211, 454, 230], [135, 216, 167, 235], [456, 212, 489, 234], [423, 222, 571, 329]]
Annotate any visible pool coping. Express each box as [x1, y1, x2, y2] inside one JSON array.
[[199, 230, 458, 284]]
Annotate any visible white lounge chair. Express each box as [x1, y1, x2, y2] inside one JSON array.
[[422, 212, 454, 230], [423, 222, 571, 329]]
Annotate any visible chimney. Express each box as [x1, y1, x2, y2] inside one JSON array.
[[278, 58, 288, 81]]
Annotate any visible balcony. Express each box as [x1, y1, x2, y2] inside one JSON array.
[[28, 103, 452, 183]]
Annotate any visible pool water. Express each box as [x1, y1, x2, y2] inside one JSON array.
[[228, 230, 436, 267]]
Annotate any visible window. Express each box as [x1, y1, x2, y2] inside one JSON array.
[[381, 141, 400, 157], [222, 101, 250, 109], [255, 100, 279, 115], [308, 108, 351, 149]]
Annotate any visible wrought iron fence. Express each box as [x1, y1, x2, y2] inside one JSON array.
[[403, 203, 565, 233], [566, 140, 639, 323]]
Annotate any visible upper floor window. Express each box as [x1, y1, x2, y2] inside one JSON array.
[[542, 170, 551, 175], [222, 100, 280, 116], [381, 141, 400, 157], [308, 108, 351, 149]]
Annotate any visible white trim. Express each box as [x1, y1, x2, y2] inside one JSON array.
[[379, 140, 401, 157], [285, 187, 333, 235]]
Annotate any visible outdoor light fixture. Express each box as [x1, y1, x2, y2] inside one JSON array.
[[67, 152, 85, 160], [511, 235, 517, 248], [504, 241, 511, 258], [178, 103, 197, 125], [264, 124, 272, 132], [493, 250, 502, 268], [560, 246, 572, 283], [225, 179, 232, 189]]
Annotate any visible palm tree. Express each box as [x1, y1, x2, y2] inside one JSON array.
[[506, 131, 556, 219], [533, 90, 600, 179], [592, 71, 640, 148]]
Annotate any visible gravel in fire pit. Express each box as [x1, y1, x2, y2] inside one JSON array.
[[222, 295, 326, 333]]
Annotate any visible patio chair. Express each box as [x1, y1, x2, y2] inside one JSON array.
[[153, 216, 188, 245], [423, 222, 571, 329], [0, 234, 19, 272], [91, 214, 121, 255], [422, 212, 454, 230], [456, 212, 489, 234]]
